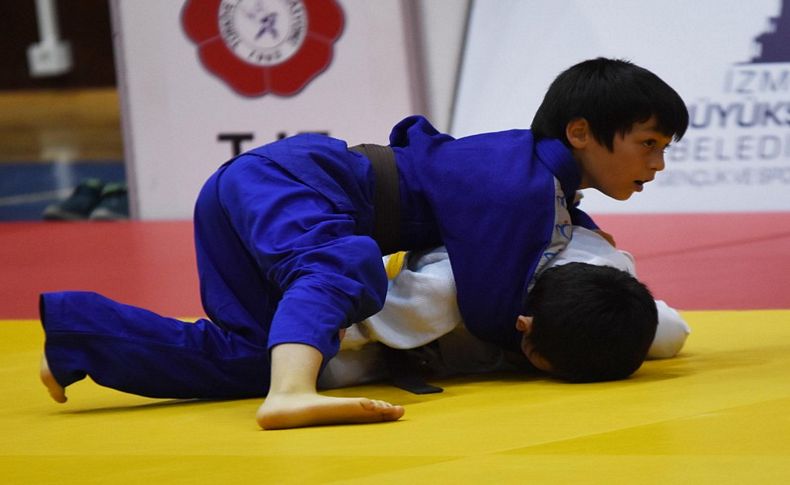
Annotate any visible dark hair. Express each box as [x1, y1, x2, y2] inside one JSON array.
[[524, 263, 658, 382], [531, 58, 689, 150]]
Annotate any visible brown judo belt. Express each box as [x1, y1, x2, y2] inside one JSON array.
[[349, 144, 443, 395], [348, 144, 401, 256]]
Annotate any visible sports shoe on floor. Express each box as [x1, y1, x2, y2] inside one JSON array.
[[89, 183, 130, 220], [43, 179, 105, 221]]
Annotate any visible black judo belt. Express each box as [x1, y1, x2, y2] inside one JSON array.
[[382, 344, 444, 394], [348, 144, 401, 256]]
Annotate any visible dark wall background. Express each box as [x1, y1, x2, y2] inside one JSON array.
[[0, 0, 116, 90]]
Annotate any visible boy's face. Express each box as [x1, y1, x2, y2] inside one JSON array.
[[570, 117, 673, 200]]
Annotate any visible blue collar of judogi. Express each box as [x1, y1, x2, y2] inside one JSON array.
[[534, 137, 581, 203]]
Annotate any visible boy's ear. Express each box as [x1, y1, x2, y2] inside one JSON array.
[[565, 118, 590, 149], [516, 315, 534, 334]]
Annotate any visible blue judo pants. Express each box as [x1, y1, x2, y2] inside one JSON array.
[[41, 151, 387, 399]]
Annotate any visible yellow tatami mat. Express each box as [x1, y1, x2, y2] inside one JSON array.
[[2, 310, 790, 484]]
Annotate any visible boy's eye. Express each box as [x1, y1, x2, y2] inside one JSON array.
[[642, 140, 657, 148]]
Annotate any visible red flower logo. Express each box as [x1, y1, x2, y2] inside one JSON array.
[[182, 0, 344, 97]]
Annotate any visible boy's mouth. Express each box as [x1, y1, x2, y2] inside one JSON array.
[[634, 180, 646, 191]]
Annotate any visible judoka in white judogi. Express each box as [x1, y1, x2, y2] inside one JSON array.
[[320, 227, 690, 389]]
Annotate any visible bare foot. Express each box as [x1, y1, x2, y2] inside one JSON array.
[[40, 354, 67, 403], [256, 393, 404, 430]]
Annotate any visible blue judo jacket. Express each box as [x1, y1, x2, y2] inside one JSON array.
[[389, 116, 592, 352]]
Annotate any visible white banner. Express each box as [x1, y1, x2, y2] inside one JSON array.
[[453, 0, 790, 213], [112, 0, 425, 219]]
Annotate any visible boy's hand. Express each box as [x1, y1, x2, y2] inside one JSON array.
[[595, 229, 616, 247]]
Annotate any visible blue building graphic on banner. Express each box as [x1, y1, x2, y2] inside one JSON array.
[[751, 0, 790, 62]]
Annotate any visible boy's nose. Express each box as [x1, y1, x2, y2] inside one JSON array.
[[650, 153, 666, 172]]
